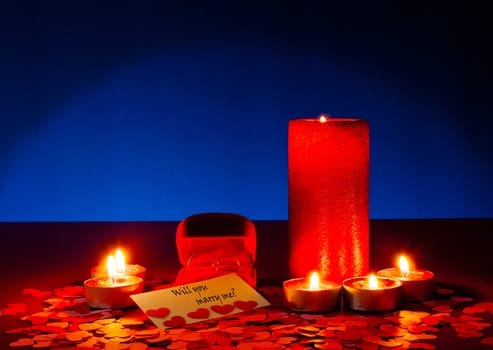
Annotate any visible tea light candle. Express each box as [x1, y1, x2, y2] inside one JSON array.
[[343, 274, 402, 312], [377, 255, 434, 301], [84, 255, 144, 309], [283, 271, 341, 312], [91, 249, 147, 279]]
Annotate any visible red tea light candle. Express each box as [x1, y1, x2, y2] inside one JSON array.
[[377, 255, 434, 301], [283, 271, 341, 312], [288, 115, 369, 283], [343, 274, 402, 312], [91, 249, 146, 280], [84, 255, 144, 309]]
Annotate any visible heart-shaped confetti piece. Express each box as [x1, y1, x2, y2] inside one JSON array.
[[65, 330, 92, 342], [135, 329, 161, 338], [476, 302, 493, 313], [79, 322, 102, 331], [210, 304, 235, 315], [432, 305, 453, 313], [451, 296, 474, 303], [163, 315, 186, 328], [128, 342, 149, 350], [234, 300, 258, 311], [253, 331, 271, 341], [32, 340, 53, 348], [187, 307, 210, 319], [180, 332, 203, 341], [167, 341, 188, 350], [76, 338, 99, 348], [481, 337, 493, 345], [32, 334, 56, 342], [146, 307, 171, 319], [10, 338, 34, 347], [119, 317, 145, 326], [146, 332, 171, 343]]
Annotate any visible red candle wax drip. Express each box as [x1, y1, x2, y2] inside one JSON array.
[[288, 116, 369, 282]]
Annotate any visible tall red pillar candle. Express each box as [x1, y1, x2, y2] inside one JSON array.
[[288, 116, 369, 283]]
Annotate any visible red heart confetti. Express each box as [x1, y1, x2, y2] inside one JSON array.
[[9, 338, 34, 347], [146, 307, 171, 318], [432, 304, 453, 313], [2, 283, 493, 349], [187, 307, 210, 319], [1, 304, 27, 316], [481, 337, 493, 345], [476, 302, 493, 313], [234, 300, 258, 311], [54, 286, 85, 298], [210, 304, 235, 315], [22, 288, 52, 298], [451, 296, 474, 303], [71, 303, 91, 314]]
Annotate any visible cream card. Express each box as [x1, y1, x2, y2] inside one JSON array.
[[130, 273, 270, 328]]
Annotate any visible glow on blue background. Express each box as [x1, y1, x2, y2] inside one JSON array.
[[1, 2, 492, 221]]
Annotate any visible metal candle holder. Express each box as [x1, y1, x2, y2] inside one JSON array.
[[342, 276, 402, 312]]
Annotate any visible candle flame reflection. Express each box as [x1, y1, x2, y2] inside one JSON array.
[[308, 271, 321, 290], [399, 255, 410, 278], [115, 249, 126, 275], [107, 255, 117, 285], [368, 274, 379, 290]]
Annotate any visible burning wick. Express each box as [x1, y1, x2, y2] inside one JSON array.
[[368, 274, 379, 290], [107, 255, 117, 285], [319, 115, 328, 123], [308, 271, 321, 290], [399, 255, 410, 278], [115, 249, 126, 276]]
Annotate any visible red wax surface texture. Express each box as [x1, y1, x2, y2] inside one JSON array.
[[288, 118, 369, 282]]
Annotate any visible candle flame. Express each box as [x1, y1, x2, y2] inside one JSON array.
[[308, 271, 321, 290], [368, 274, 379, 290], [115, 249, 126, 275], [107, 255, 117, 285], [399, 255, 410, 278], [319, 115, 328, 123]]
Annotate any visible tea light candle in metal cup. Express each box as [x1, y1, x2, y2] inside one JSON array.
[[283, 271, 341, 312], [84, 255, 144, 309], [343, 274, 402, 312], [84, 276, 144, 309], [377, 255, 434, 301]]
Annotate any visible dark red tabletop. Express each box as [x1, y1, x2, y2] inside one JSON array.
[[1, 219, 492, 349]]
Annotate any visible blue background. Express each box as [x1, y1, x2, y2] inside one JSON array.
[[1, 2, 492, 221]]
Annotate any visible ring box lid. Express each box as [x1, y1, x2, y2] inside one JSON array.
[[176, 212, 256, 266]]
